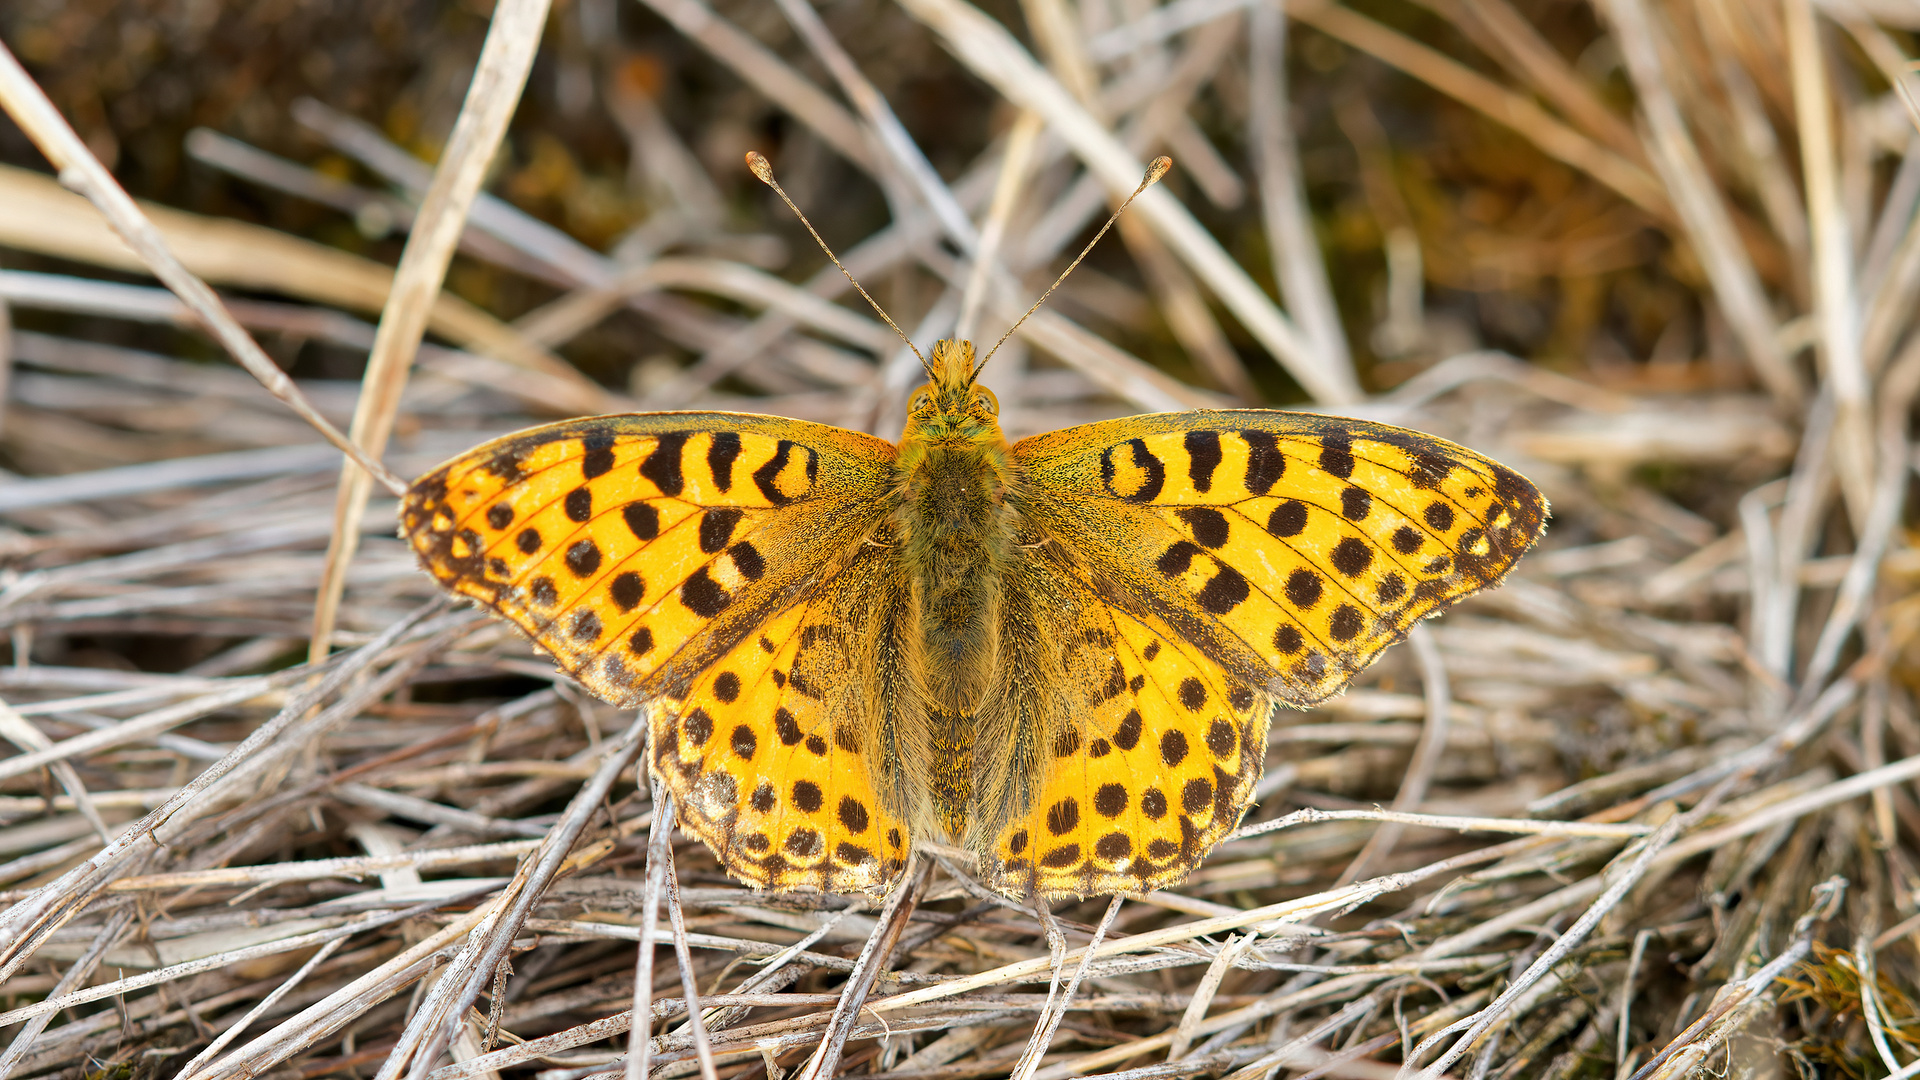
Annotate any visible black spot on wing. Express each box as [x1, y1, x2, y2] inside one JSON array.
[[700, 508, 746, 553], [1341, 487, 1372, 521], [839, 797, 870, 833], [565, 539, 602, 577], [483, 447, 527, 481], [641, 433, 689, 496], [1320, 435, 1355, 479], [581, 432, 616, 479], [610, 572, 645, 611], [682, 569, 731, 617], [1331, 538, 1373, 577], [1158, 541, 1201, 576], [624, 502, 661, 541], [1184, 430, 1222, 493], [1178, 678, 1207, 710], [707, 432, 741, 491], [564, 487, 592, 523], [1040, 844, 1081, 868], [729, 542, 766, 581], [752, 440, 804, 505], [1198, 566, 1250, 613], [1100, 438, 1166, 503], [1240, 430, 1284, 495], [1046, 799, 1080, 835], [1267, 501, 1307, 537], [1285, 569, 1323, 609], [792, 780, 823, 813], [1176, 507, 1230, 548]]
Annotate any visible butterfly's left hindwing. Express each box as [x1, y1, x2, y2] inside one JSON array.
[[653, 545, 914, 894], [1012, 411, 1546, 708]]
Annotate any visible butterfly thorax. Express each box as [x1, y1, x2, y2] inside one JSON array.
[[893, 340, 1022, 837]]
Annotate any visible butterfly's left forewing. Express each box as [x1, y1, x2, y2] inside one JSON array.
[[402, 413, 897, 704]]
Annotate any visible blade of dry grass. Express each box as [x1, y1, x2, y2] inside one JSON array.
[[630, 0, 882, 175], [796, 857, 932, 1080], [1449, 0, 1647, 164], [392, 710, 651, 1078], [0, 599, 450, 983], [1408, 789, 1720, 1078], [1250, 2, 1351, 381], [1009, 895, 1124, 1080], [306, 0, 554, 664], [0, 908, 133, 1080], [771, 0, 978, 252], [956, 111, 1044, 343], [1785, 0, 1876, 524]]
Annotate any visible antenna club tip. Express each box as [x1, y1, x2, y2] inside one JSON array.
[[1146, 156, 1172, 184], [746, 151, 774, 184]]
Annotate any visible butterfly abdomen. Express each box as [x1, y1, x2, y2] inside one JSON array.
[[896, 429, 1022, 838]]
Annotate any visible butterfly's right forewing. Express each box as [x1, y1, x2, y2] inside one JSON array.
[[1014, 411, 1546, 707]]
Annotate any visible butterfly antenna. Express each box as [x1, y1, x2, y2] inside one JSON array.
[[972, 156, 1172, 384], [747, 152, 928, 375]]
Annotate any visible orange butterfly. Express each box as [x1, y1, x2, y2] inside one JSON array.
[[401, 160, 1546, 899]]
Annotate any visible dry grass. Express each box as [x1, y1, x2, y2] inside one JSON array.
[[0, 0, 1918, 1077]]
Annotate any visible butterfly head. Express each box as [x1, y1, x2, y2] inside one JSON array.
[[902, 339, 1003, 445]]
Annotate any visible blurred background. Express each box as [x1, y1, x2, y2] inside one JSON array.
[[0, 0, 1837, 403]]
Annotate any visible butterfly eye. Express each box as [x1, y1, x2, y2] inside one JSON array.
[[973, 387, 1000, 415], [909, 389, 931, 412]]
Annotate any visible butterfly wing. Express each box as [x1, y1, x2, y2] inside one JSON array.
[[975, 545, 1273, 898], [988, 411, 1546, 897], [1012, 411, 1547, 707], [403, 413, 912, 892], [652, 543, 916, 892]]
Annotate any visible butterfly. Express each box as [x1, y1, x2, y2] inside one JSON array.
[[401, 336, 1547, 899]]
